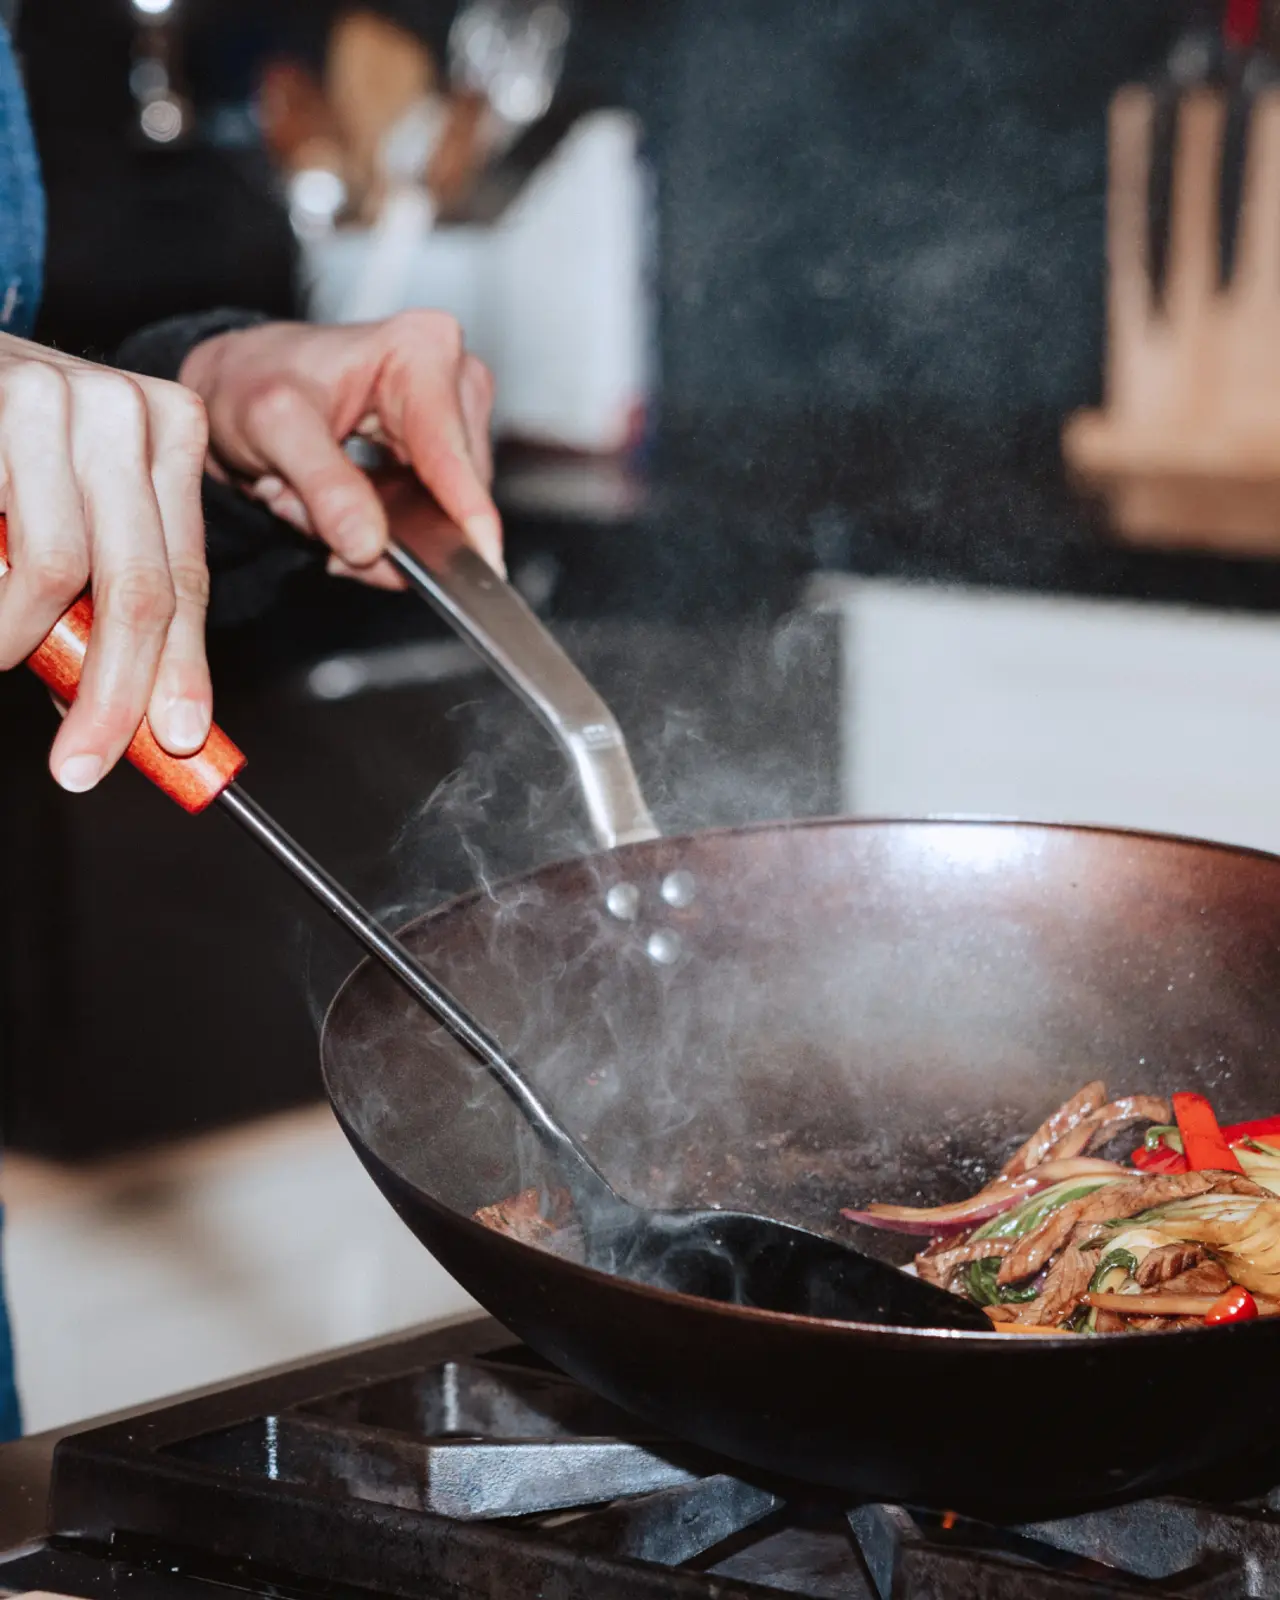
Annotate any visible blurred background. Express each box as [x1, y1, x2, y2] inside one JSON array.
[[9, 0, 1280, 1428]]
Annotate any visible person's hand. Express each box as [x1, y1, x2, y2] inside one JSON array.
[[179, 312, 501, 588], [0, 333, 213, 792]]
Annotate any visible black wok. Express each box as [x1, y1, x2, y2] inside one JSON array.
[[319, 497, 1280, 1522]]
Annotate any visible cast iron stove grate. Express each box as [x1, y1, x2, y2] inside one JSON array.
[[42, 1321, 1271, 1599]]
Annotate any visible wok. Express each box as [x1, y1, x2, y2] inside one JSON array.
[[322, 501, 1280, 1521]]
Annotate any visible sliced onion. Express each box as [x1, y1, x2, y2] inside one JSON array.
[[1085, 1289, 1280, 1318], [1154, 1199, 1280, 1297], [1084, 1292, 1220, 1317], [841, 1184, 1032, 1235], [1027, 1157, 1130, 1182], [842, 1158, 1127, 1237]]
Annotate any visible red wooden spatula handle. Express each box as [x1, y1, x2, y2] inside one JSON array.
[[0, 513, 246, 812]]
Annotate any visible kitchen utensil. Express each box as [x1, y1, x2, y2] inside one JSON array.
[[0, 517, 982, 1337], [336, 0, 570, 324], [326, 10, 436, 215], [317, 489, 1280, 1521], [1063, 81, 1280, 479], [258, 61, 351, 236], [447, 0, 572, 157], [327, 11, 443, 322], [1062, 6, 1280, 547]]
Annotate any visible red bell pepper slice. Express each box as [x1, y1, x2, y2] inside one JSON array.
[[1131, 1143, 1189, 1175], [1204, 1286, 1258, 1326], [1172, 1092, 1243, 1173], [1222, 1115, 1280, 1147], [1132, 1108, 1280, 1172]]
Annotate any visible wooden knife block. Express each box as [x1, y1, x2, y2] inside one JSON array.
[[1063, 86, 1280, 555]]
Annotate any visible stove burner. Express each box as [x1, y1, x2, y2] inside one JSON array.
[[40, 1324, 1265, 1599]]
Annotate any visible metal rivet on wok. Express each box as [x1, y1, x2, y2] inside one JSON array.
[[660, 870, 696, 909], [646, 930, 682, 966], [606, 883, 641, 922]]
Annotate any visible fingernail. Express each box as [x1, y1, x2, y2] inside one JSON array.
[[58, 754, 104, 794], [465, 515, 506, 578], [337, 519, 381, 567], [164, 698, 210, 752]]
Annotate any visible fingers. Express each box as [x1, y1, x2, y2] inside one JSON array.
[[249, 473, 313, 534], [1107, 87, 1156, 331], [380, 312, 504, 573], [49, 371, 176, 790], [144, 380, 213, 754], [0, 344, 217, 790], [458, 352, 495, 488], [325, 550, 405, 589], [1167, 89, 1226, 317], [180, 311, 504, 585], [1236, 89, 1280, 305], [0, 362, 89, 670], [239, 379, 390, 567]]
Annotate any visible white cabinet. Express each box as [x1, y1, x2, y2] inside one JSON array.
[[813, 576, 1280, 855], [3, 1107, 478, 1433]]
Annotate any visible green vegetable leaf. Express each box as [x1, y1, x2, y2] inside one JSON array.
[[964, 1257, 1039, 1306], [1144, 1125, 1183, 1153], [1088, 1247, 1139, 1294], [973, 1178, 1121, 1243]]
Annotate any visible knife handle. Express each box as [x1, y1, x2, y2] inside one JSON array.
[[0, 514, 246, 812]]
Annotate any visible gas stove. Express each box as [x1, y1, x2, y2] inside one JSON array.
[[0, 1315, 1270, 1600]]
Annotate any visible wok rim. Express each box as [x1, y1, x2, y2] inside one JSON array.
[[320, 812, 1280, 1346]]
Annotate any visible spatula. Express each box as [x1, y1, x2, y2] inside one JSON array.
[[0, 517, 988, 1334]]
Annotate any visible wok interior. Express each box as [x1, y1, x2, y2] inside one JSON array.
[[322, 820, 1280, 1272]]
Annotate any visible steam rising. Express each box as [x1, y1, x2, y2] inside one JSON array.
[[312, 610, 870, 1251], [310, 607, 1262, 1316]]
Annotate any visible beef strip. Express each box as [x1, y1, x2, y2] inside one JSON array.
[[1041, 1095, 1171, 1163], [998, 1171, 1252, 1287], [1158, 1259, 1232, 1297], [998, 1201, 1085, 1285], [1016, 1244, 1092, 1327], [1134, 1242, 1207, 1288], [1072, 1170, 1245, 1228], [914, 1234, 1014, 1289], [1071, 1172, 1269, 1253], [1001, 1081, 1107, 1178], [1201, 1174, 1272, 1195], [473, 1186, 575, 1251]]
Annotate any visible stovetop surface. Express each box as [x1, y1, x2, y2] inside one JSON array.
[[0, 1315, 1274, 1600]]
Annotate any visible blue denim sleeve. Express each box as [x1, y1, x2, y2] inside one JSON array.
[[0, 17, 43, 338], [0, 1208, 21, 1442]]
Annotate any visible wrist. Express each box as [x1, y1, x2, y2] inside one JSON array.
[[116, 308, 273, 387], [177, 327, 238, 399]]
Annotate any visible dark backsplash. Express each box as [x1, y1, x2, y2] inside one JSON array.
[[570, 0, 1175, 429]]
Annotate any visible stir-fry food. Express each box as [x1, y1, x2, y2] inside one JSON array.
[[844, 1083, 1280, 1334]]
